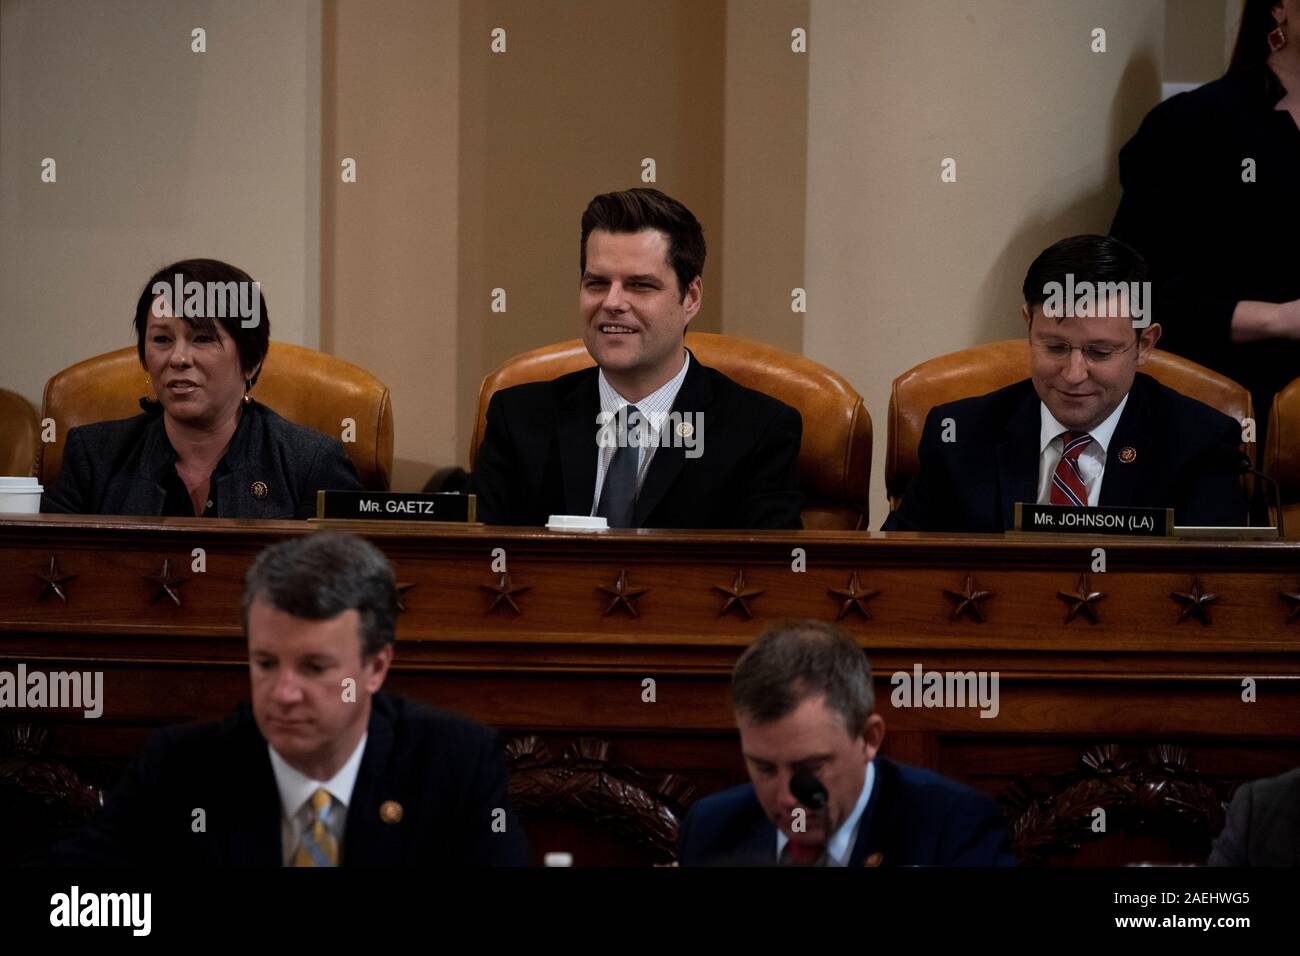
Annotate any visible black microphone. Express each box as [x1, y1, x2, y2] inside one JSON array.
[[789, 770, 830, 865], [1204, 442, 1284, 537]]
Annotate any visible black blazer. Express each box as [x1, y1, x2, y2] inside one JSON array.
[[882, 373, 1248, 533], [471, 351, 804, 529], [678, 756, 1016, 867], [1208, 766, 1300, 867], [47, 692, 528, 866], [41, 399, 361, 519]]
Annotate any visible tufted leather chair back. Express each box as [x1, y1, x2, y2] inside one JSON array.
[[1264, 377, 1300, 537], [0, 388, 40, 478]]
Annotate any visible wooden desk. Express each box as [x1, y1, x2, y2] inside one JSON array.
[[3, 514, 1299, 864]]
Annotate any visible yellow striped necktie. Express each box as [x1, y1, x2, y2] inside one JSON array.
[[291, 787, 339, 867]]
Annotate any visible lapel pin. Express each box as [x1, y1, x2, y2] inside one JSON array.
[[676, 421, 694, 439], [1118, 447, 1137, 464], [863, 852, 884, 867], [250, 480, 269, 499], [379, 800, 403, 824]]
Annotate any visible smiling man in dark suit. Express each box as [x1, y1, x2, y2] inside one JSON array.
[[471, 188, 803, 529], [679, 621, 1016, 867], [883, 235, 1248, 533], [49, 532, 526, 866]]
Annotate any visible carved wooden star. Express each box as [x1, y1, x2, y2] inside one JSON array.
[[1057, 574, 1107, 624], [480, 572, 531, 615], [597, 570, 649, 618], [714, 570, 764, 619], [33, 556, 77, 604], [943, 574, 995, 623], [395, 582, 416, 613], [828, 572, 880, 622], [145, 558, 191, 606], [1281, 584, 1300, 624], [1171, 577, 1218, 625]]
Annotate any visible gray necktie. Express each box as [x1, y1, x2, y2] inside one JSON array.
[[597, 405, 640, 528]]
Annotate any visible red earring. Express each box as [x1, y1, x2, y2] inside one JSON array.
[[1268, 24, 1287, 52]]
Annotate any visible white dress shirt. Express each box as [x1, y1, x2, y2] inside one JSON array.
[[269, 732, 368, 864], [775, 761, 875, 866], [1036, 394, 1129, 506], [590, 349, 691, 516]]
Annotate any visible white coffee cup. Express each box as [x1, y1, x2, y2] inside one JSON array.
[[0, 476, 43, 514]]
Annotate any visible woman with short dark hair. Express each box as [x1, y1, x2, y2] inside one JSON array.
[[42, 259, 360, 518], [1111, 0, 1299, 450]]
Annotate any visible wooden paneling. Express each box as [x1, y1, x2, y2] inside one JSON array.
[[3, 515, 1299, 864]]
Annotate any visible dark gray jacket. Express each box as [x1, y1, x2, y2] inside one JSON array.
[[41, 400, 361, 519], [1208, 767, 1300, 866]]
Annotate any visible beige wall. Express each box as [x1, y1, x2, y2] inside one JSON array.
[[1165, 0, 1230, 82], [719, 0, 809, 352], [803, 0, 1165, 522], [0, 0, 320, 412], [453, 0, 727, 477], [321, 0, 460, 491]]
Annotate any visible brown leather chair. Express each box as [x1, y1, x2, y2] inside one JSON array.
[[0, 388, 40, 478], [39, 342, 394, 491], [1264, 376, 1300, 537], [886, 340, 1253, 510], [470, 331, 872, 529]]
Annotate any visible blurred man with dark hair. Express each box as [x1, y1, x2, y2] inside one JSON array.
[[50, 532, 526, 866], [472, 187, 803, 529], [679, 621, 1015, 866], [884, 235, 1248, 532]]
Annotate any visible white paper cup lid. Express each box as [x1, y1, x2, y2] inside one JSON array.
[[0, 477, 42, 492]]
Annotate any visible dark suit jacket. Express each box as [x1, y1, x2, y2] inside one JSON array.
[[882, 373, 1247, 533], [470, 351, 804, 529], [41, 399, 361, 519], [1208, 767, 1300, 867], [678, 756, 1017, 867], [47, 692, 528, 866]]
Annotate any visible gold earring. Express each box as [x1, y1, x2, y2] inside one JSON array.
[[144, 375, 158, 402], [242, 380, 252, 405]]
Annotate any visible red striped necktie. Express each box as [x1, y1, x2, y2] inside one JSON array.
[[1050, 431, 1093, 507]]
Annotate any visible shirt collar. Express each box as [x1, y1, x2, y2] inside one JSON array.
[[597, 349, 690, 416], [268, 732, 368, 823], [775, 761, 875, 865], [1039, 392, 1129, 456]]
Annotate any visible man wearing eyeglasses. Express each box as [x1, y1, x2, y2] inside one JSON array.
[[883, 235, 1248, 532]]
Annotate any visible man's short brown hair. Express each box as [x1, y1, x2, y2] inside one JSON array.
[[579, 187, 706, 301], [731, 620, 874, 737]]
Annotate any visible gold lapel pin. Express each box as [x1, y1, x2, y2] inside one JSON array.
[[863, 851, 884, 867], [1118, 447, 1137, 464], [676, 421, 694, 439], [379, 800, 403, 824], [250, 480, 269, 499]]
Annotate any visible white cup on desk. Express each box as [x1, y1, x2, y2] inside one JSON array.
[[0, 476, 43, 513]]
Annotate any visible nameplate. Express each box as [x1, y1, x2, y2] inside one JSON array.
[[316, 491, 476, 523], [1013, 502, 1173, 537]]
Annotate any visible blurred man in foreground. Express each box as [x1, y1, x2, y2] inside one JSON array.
[[679, 620, 1016, 866], [51, 532, 525, 866]]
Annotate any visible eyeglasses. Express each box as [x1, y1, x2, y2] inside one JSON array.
[[1031, 339, 1136, 365]]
